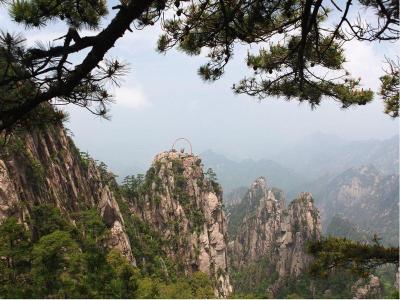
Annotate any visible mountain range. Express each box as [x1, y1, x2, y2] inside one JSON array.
[[201, 134, 399, 247]]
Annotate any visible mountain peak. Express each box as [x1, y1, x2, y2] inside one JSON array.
[[137, 149, 232, 297], [251, 176, 267, 191]]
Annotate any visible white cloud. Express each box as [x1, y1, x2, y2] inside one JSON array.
[[345, 40, 396, 91], [113, 85, 151, 110]]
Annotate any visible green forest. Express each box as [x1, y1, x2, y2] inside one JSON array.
[[0, 203, 214, 298]]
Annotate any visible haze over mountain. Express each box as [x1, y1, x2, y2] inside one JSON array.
[[225, 176, 396, 298], [308, 165, 399, 246], [3, 120, 397, 299], [198, 133, 398, 196], [199, 150, 303, 194], [272, 132, 399, 179], [200, 134, 399, 249]]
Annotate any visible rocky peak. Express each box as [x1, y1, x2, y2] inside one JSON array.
[[229, 178, 321, 296], [249, 176, 267, 198], [226, 177, 275, 238], [0, 130, 234, 297], [129, 150, 232, 297], [276, 192, 321, 280], [245, 176, 271, 208]]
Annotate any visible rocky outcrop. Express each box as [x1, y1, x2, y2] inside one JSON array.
[[351, 275, 382, 299], [0, 126, 133, 263], [229, 177, 321, 295], [230, 179, 282, 266], [275, 192, 321, 279], [128, 151, 232, 297]]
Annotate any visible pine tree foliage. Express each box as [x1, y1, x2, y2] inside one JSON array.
[[0, 0, 398, 132], [158, 0, 397, 109], [9, 0, 107, 28], [0, 0, 156, 132], [379, 57, 399, 118], [307, 236, 399, 278]]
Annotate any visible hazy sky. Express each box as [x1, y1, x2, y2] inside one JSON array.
[[1, 2, 398, 175]]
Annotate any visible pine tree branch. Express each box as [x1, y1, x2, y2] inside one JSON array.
[[0, 0, 161, 131]]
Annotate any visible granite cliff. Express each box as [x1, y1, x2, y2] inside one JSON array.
[[125, 151, 232, 297], [228, 177, 321, 296], [0, 125, 133, 262]]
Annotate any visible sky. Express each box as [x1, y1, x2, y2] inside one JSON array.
[[1, 2, 399, 176]]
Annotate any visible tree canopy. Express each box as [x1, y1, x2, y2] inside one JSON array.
[[0, 0, 398, 132]]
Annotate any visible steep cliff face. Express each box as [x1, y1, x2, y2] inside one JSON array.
[[228, 177, 321, 296], [127, 151, 232, 297], [275, 192, 321, 280], [317, 165, 399, 246], [0, 126, 133, 262], [230, 178, 282, 266]]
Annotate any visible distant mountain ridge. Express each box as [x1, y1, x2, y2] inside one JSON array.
[[326, 215, 372, 242], [309, 165, 399, 246], [200, 134, 398, 206], [200, 150, 304, 194], [272, 133, 399, 179], [226, 177, 396, 298]]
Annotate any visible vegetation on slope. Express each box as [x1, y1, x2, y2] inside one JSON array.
[[229, 257, 279, 298], [0, 202, 214, 298], [0, 204, 138, 298]]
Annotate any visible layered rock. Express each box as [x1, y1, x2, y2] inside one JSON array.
[[0, 126, 133, 263], [128, 151, 232, 297], [229, 177, 321, 295]]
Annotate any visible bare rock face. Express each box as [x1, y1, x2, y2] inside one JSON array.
[[351, 275, 382, 299], [276, 192, 321, 278], [317, 165, 399, 246], [129, 151, 232, 297], [0, 126, 134, 263], [229, 177, 321, 295]]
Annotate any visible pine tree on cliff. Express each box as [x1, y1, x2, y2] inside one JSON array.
[[307, 236, 399, 277], [0, 0, 398, 132]]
